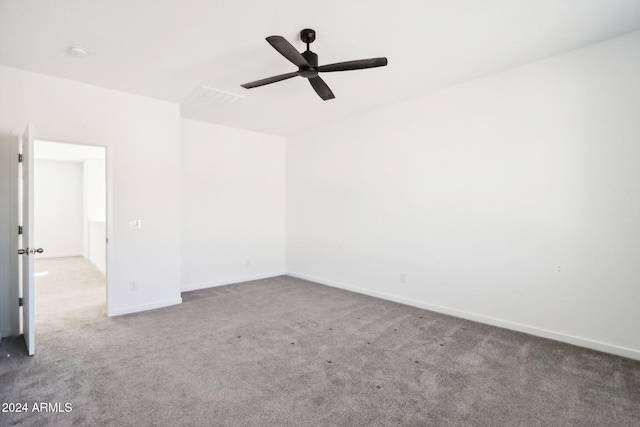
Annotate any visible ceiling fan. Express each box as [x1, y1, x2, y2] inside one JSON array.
[[241, 28, 388, 101]]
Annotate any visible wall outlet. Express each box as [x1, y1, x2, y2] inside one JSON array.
[[246, 259, 251, 266], [400, 273, 406, 284], [130, 281, 137, 291]]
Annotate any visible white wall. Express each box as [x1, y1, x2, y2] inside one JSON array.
[[34, 159, 84, 258], [286, 31, 640, 359], [180, 119, 286, 290], [0, 65, 182, 318], [85, 158, 106, 221], [0, 136, 11, 337], [89, 221, 106, 274], [0, 135, 19, 337], [84, 156, 106, 270]]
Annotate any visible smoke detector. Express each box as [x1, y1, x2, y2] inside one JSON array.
[[68, 46, 88, 58]]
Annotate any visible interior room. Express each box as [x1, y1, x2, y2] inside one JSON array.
[[33, 141, 106, 266], [1, 1, 639, 425], [32, 141, 107, 329]]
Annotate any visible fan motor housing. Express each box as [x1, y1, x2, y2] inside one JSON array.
[[299, 67, 318, 78], [302, 51, 318, 67], [299, 50, 319, 78]]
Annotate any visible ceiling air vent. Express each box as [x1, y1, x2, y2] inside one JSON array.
[[185, 85, 244, 109]]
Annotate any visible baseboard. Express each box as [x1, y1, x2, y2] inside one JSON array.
[[108, 297, 182, 317], [181, 271, 287, 292], [35, 253, 84, 259], [286, 271, 640, 361], [88, 257, 106, 275]]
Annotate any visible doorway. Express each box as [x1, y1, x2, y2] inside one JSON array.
[[32, 140, 107, 326]]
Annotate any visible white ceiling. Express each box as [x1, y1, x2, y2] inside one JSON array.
[[2, 0, 640, 137]]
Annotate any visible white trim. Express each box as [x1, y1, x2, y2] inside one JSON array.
[[286, 271, 640, 361], [35, 253, 84, 259], [88, 258, 106, 275], [108, 297, 182, 317], [181, 271, 286, 292]]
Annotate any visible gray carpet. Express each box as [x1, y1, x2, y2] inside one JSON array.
[[1, 257, 639, 426]]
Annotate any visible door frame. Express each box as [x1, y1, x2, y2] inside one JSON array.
[[29, 138, 113, 316]]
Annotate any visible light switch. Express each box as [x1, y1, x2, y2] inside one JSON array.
[[129, 220, 141, 229]]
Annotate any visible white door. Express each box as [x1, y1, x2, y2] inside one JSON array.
[[20, 123, 38, 356]]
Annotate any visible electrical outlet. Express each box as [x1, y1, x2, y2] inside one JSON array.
[[400, 273, 406, 284], [130, 281, 137, 291], [246, 259, 251, 266]]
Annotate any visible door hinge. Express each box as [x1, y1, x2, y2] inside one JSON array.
[[18, 225, 23, 235], [19, 297, 23, 307], [18, 153, 22, 163]]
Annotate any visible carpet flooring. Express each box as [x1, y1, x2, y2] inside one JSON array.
[[1, 257, 639, 426]]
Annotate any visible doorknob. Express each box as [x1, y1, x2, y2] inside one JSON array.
[[17, 248, 44, 255]]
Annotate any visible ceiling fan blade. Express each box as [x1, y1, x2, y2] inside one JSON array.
[[266, 36, 309, 67], [318, 57, 388, 73], [241, 72, 299, 89], [308, 76, 335, 101]]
